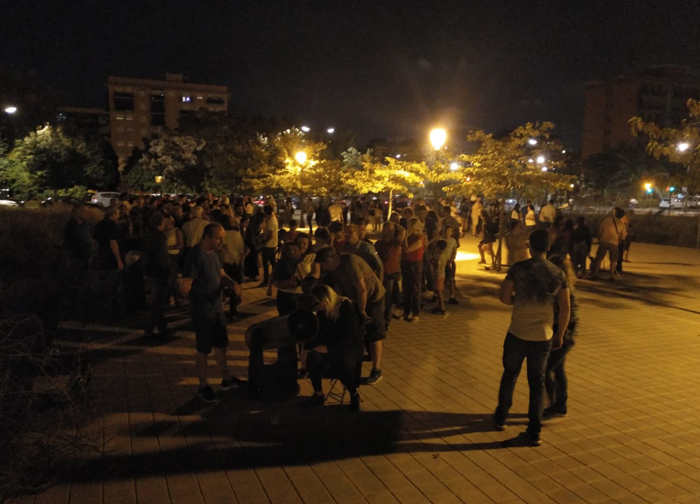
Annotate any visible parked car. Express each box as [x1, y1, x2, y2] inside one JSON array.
[[659, 198, 684, 209], [0, 199, 20, 207], [91, 191, 122, 207]]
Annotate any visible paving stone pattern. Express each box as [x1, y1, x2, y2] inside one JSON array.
[[11, 238, 700, 504]]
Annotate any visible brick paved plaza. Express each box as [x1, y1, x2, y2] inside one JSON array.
[[11, 238, 700, 504]]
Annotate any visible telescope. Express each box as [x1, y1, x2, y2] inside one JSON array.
[[245, 309, 318, 400]]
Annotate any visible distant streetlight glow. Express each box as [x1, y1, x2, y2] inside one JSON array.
[[562, 149, 566, 153], [528, 138, 538, 146], [570, 184, 575, 188], [450, 162, 459, 171], [301, 126, 310, 133], [677, 142, 690, 152], [4, 106, 17, 114], [295, 151, 307, 164], [396, 154, 401, 158], [541, 166, 548, 172], [536, 155, 546, 164], [327, 127, 335, 134], [644, 182, 652, 190], [528, 158, 534, 163], [429, 128, 447, 151], [155, 175, 163, 184]]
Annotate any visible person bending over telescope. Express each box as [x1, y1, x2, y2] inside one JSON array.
[[305, 285, 364, 412]]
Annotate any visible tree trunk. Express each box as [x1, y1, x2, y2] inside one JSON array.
[[387, 188, 394, 218]]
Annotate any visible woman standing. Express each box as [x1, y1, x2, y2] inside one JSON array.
[[477, 207, 497, 269], [244, 211, 264, 282], [525, 203, 537, 234], [305, 285, 364, 411], [470, 197, 483, 237], [401, 217, 426, 323], [543, 254, 579, 419]]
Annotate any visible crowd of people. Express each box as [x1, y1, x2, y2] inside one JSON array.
[[61, 191, 631, 442]]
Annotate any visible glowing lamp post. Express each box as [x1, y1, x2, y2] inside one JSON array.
[[294, 151, 307, 165], [4, 106, 17, 115], [429, 128, 447, 151]]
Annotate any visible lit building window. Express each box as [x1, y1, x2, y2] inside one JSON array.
[[117, 141, 125, 147], [116, 114, 124, 120], [127, 141, 133, 147], [126, 115, 133, 120], [196, 95, 203, 100], [182, 95, 191, 103]]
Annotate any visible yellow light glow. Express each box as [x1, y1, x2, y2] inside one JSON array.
[[455, 251, 482, 262], [155, 175, 163, 183], [295, 151, 307, 164], [644, 182, 652, 190], [429, 128, 447, 150]]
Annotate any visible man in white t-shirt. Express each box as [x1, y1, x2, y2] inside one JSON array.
[[328, 199, 343, 223], [260, 205, 279, 287], [182, 206, 209, 248], [493, 229, 570, 446], [539, 199, 557, 228]]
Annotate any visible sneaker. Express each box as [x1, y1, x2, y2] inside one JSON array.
[[306, 393, 325, 407], [429, 307, 446, 315], [542, 406, 567, 419], [366, 368, 383, 385], [411, 316, 419, 323], [448, 297, 459, 305], [525, 430, 542, 447], [198, 385, 217, 403], [492, 414, 506, 431], [221, 376, 247, 390], [350, 392, 361, 412]]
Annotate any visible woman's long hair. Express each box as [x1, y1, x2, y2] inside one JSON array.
[[311, 285, 349, 320], [548, 254, 576, 289]]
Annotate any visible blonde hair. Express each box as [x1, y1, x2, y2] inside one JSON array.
[[311, 285, 349, 320]]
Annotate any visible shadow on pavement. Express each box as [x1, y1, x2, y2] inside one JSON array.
[[63, 393, 528, 483]]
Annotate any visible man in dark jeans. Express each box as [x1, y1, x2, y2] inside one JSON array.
[[493, 229, 570, 446]]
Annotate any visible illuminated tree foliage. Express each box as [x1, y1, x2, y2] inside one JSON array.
[[450, 122, 576, 270], [630, 99, 700, 194]]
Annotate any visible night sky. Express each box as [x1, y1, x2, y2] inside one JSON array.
[[3, 0, 699, 148]]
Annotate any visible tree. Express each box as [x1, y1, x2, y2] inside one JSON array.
[[125, 131, 204, 193], [345, 154, 425, 214], [0, 125, 117, 199], [255, 128, 344, 198], [450, 122, 576, 271], [630, 99, 700, 194], [582, 145, 673, 201]]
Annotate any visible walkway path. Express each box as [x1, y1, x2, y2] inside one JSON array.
[[10, 239, 700, 504]]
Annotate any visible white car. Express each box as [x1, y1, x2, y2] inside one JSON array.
[[0, 199, 19, 207], [91, 191, 121, 207], [659, 198, 684, 209]]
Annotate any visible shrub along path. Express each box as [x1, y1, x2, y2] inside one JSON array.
[[10, 239, 700, 504]]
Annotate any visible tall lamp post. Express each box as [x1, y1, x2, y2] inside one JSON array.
[[429, 128, 447, 199]]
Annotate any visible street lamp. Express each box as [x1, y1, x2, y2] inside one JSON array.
[[295, 151, 307, 164], [541, 166, 548, 172], [4, 106, 17, 115], [528, 138, 538, 146], [450, 162, 459, 171], [677, 142, 690, 152], [301, 126, 310, 133], [536, 155, 546, 164], [429, 128, 447, 151], [326, 127, 335, 134]]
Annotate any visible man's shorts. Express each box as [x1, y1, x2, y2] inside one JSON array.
[[193, 310, 229, 354], [365, 296, 387, 342], [434, 276, 445, 291], [445, 262, 455, 280]]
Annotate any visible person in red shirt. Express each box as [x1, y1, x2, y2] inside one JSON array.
[[401, 217, 426, 322], [375, 222, 405, 329]]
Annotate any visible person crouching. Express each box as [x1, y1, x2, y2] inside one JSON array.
[[305, 285, 364, 412]]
